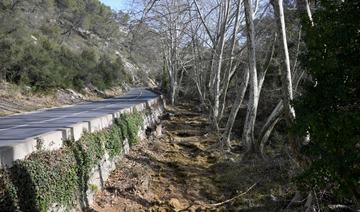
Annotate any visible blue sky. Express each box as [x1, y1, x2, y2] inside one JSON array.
[[99, 0, 131, 11]]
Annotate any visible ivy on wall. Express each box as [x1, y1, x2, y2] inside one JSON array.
[[0, 111, 144, 211]]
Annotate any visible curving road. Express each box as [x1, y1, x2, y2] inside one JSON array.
[[0, 88, 159, 144]]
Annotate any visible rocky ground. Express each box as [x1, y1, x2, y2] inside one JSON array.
[[89, 103, 299, 212]]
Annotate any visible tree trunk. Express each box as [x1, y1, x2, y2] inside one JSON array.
[[212, 0, 230, 129], [272, 0, 302, 163], [257, 63, 306, 155], [219, 0, 242, 121], [168, 63, 177, 105], [272, 0, 295, 125], [222, 67, 249, 149], [296, 0, 313, 25], [258, 101, 283, 155], [242, 0, 261, 156], [256, 21, 305, 156]]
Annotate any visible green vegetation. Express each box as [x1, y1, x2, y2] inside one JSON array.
[[294, 0, 360, 202], [0, 0, 131, 91], [0, 111, 144, 211]]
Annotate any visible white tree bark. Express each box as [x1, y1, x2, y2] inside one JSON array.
[[296, 0, 313, 25], [256, 20, 304, 156], [219, 0, 242, 121], [222, 67, 249, 149], [152, 0, 189, 105], [242, 0, 260, 154], [270, 0, 305, 163], [212, 0, 230, 129], [258, 101, 283, 154], [272, 0, 296, 125], [193, 0, 231, 128], [257, 62, 306, 156]]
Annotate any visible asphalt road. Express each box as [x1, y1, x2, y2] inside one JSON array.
[[0, 88, 159, 144]]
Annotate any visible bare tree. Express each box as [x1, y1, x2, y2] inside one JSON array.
[[218, 0, 243, 121], [193, 0, 233, 128], [221, 67, 249, 149], [271, 0, 296, 125], [144, 0, 190, 104], [242, 0, 261, 156], [256, 0, 312, 157], [139, 0, 310, 160], [269, 0, 308, 163]]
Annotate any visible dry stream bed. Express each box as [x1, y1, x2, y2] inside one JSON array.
[[89, 103, 296, 211]]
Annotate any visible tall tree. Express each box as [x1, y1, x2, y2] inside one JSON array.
[[271, 0, 301, 161], [242, 0, 261, 155]]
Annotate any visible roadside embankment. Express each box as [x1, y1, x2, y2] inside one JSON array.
[[0, 89, 164, 211], [0, 81, 130, 117]]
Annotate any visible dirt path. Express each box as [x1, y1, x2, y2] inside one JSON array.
[[90, 104, 295, 212], [90, 104, 223, 211]]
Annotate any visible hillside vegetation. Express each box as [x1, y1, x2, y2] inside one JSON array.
[[0, 0, 153, 91]]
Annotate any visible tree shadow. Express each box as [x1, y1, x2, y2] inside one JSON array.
[[106, 186, 152, 207], [66, 140, 90, 209], [10, 162, 38, 211]]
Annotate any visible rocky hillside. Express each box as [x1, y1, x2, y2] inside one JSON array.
[[0, 0, 158, 92]]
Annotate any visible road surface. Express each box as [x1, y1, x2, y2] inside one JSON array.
[[0, 88, 159, 144]]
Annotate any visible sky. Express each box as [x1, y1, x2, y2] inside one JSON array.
[[99, 0, 132, 11]]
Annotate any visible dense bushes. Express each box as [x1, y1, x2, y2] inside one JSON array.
[[294, 0, 360, 202], [0, 111, 144, 211], [55, 0, 119, 38], [0, 36, 129, 90], [0, 0, 130, 91]]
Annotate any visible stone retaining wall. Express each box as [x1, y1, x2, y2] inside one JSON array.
[[0, 93, 165, 211]]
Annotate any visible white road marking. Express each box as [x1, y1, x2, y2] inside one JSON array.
[[0, 89, 144, 133]]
